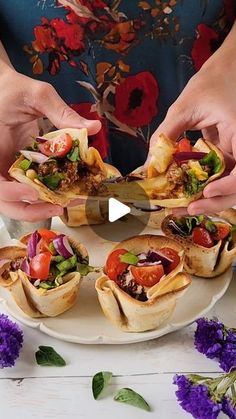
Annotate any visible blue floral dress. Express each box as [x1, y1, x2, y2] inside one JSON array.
[[0, 1, 235, 174]]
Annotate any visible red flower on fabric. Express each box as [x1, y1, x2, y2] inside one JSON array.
[[191, 24, 219, 71], [70, 103, 109, 159], [33, 26, 57, 52], [113, 72, 159, 127], [51, 19, 85, 51], [224, 0, 236, 22]]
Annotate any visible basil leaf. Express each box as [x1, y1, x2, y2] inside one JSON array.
[[39, 173, 64, 190], [35, 346, 66, 367], [120, 252, 139, 265], [56, 255, 77, 272], [67, 146, 80, 162], [77, 263, 96, 276], [20, 159, 32, 171], [92, 371, 113, 400], [200, 150, 222, 174], [114, 388, 151, 412]]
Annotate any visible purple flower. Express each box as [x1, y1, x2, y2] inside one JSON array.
[[0, 313, 23, 368], [222, 397, 236, 419], [173, 374, 222, 419], [219, 331, 236, 372], [194, 318, 224, 359]]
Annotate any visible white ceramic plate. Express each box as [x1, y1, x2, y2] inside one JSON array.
[[0, 218, 233, 344]]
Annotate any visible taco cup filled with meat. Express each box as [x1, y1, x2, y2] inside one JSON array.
[[101, 135, 225, 208], [162, 215, 236, 278], [95, 235, 191, 332], [9, 128, 120, 206], [0, 229, 90, 317]]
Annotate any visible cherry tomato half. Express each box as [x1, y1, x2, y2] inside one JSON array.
[[130, 264, 165, 287], [105, 249, 129, 281], [211, 223, 230, 241], [39, 133, 73, 157], [192, 227, 214, 248], [159, 247, 181, 274], [30, 252, 52, 280], [38, 229, 57, 242], [176, 138, 192, 153]]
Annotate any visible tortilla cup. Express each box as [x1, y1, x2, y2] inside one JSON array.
[[9, 128, 120, 207], [100, 137, 225, 208], [162, 215, 236, 278], [95, 234, 191, 332], [61, 200, 108, 227], [0, 233, 88, 317]]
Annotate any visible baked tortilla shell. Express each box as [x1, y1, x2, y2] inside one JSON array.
[[95, 234, 191, 332], [98, 138, 225, 208], [9, 128, 119, 207], [61, 200, 108, 227], [162, 215, 236, 277], [0, 233, 87, 317]]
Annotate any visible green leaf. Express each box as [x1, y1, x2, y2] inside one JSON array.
[[19, 159, 32, 171], [120, 252, 139, 265], [39, 173, 64, 190], [114, 388, 151, 412], [200, 150, 222, 174], [67, 146, 80, 162], [77, 263, 96, 276], [205, 220, 217, 233], [56, 255, 77, 272], [92, 371, 113, 400], [184, 170, 204, 196], [35, 346, 66, 367]]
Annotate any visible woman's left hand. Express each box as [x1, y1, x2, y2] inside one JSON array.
[[146, 23, 236, 215]]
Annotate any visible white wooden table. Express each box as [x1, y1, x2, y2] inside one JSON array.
[[1, 271, 235, 419]]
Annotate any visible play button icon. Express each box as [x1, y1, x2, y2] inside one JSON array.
[[108, 198, 130, 222]]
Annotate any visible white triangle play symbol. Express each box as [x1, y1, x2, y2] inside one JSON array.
[[108, 198, 131, 222]]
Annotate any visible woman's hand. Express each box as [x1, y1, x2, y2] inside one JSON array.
[[0, 62, 101, 222], [146, 23, 236, 215]]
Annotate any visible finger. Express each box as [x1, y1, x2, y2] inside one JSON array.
[[171, 207, 189, 216], [188, 195, 236, 215], [0, 181, 39, 202], [203, 174, 236, 198], [0, 201, 63, 222], [34, 83, 102, 135], [201, 126, 219, 143]]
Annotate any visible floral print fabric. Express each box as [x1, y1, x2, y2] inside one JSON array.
[[0, 0, 235, 174]]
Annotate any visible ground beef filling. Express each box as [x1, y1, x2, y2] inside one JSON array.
[[2, 258, 24, 280], [37, 159, 104, 193], [116, 270, 147, 302]]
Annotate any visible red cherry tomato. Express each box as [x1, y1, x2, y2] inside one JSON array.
[[130, 264, 165, 287], [176, 138, 192, 153], [39, 133, 73, 157], [211, 223, 230, 241], [159, 247, 181, 274], [192, 227, 214, 248], [38, 229, 57, 242], [105, 249, 129, 281], [30, 252, 52, 280]]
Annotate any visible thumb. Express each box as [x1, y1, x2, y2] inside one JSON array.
[[36, 83, 102, 135]]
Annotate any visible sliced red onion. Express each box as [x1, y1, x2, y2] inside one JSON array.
[[53, 235, 74, 258], [0, 259, 11, 268], [174, 151, 207, 164], [137, 260, 162, 267], [147, 250, 173, 267], [168, 219, 187, 236], [21, 258, 31, 276], [20, 150, 50, 164], [35, 137, 47, 143], [27, 231, 40, 258]]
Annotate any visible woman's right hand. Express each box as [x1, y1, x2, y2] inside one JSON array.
[[0, 64, 101, 222]]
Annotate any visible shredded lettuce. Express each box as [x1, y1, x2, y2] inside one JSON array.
[[184, 170, 204, 196], [67, 146, 80, 162], [38, 173, 64, 190]]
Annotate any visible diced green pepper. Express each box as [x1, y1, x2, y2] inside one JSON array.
[[19, 159, 32, 171]]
